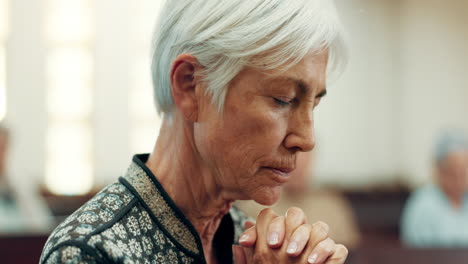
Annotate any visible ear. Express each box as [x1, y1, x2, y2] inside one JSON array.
[[170, 53, 202, 122]]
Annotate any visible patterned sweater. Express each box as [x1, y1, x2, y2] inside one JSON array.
[[40, 154, 249, 264]]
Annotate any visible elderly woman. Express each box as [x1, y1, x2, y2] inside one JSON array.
[[40, 0, 348, 263], [401, 130, 468, 247]]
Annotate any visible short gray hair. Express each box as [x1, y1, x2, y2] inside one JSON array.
[[435, 130, 468, 164], [151, 0, 347, 116]]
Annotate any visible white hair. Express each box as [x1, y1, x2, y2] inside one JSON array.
[[151, 0, 347, 116]]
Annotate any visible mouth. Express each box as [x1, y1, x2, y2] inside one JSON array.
[[262, 166, 294, 183]]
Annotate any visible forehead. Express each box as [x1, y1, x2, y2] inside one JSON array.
[[263, 51, 329, 93], [442, 150, 468, 167]]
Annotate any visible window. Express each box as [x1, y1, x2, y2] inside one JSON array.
[[0, 0, 9, 121], [129, 1, 164, 154], [45, 0, 94, 195]]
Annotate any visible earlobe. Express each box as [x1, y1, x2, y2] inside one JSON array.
[[170, 54, 201, 122]]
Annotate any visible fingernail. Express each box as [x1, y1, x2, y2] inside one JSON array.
[[239, 234, 249, 243], [308, 253, 318, 263], [268, 232, 279, 245], [287, 241, 298, 254]]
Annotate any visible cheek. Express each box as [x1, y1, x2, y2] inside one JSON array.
[[221, 106, 285, 162], [194, 98, 289, 196]]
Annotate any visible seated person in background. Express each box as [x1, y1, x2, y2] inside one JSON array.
[[0, 124, 24, 232], [236, 150, 361, 249], [0, 124, 52, 234], [401, 130, 468, 247]]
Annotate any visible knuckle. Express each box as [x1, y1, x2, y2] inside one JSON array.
[[313, 221, 330, 236], [336, 244, 349, 257], [252, 248, 269, 263], [268, 216, 285, 232], [258, 208, 275, 218], [317, 241, 329, 252], [285, 207, 304, 219], [302, 223, 313, 232], [272, 215, 285, 224], [252, 254, 264, 264], [292, 224, 311, 241]]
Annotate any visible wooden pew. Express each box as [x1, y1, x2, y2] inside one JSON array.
[[348, 246, 468, 264], [0, 234, 48, 264]]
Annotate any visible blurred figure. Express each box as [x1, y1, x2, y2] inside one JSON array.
[[236, 150, 361, 249], [401, 130, 468, 247], [0, 123, 52, 234], [0, 124, 24, 232]]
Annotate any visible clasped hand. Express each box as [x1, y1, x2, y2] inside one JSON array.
[[233, 207, 348, 264]]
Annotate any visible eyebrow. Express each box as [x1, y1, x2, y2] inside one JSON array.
[[285, 77, 327, 99]]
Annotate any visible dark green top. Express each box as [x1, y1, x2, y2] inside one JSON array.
[[40, 154, 249, 264]]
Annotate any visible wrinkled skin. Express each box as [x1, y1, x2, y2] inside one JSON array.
[[148, 50, 348, 263]]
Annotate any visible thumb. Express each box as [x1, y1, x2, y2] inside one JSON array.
[[244, 220, 255, 229], [232, 245, 247, 264]]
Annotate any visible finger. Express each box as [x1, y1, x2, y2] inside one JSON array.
[[306, 238, 336, 264], [233, 245, 247, 264], [244, 220, 255, 229], [284, 207, 307, 236], [266, 216, 285, 248], [323, 244, 348, 264], [255, 208, 280, 250], [285, 223, 312, 257], [239, 225, 256, 247], [308, 221, 330, 249], [243, 244, 254, 263], [284, 207, 307, 253], [298, 221, 329, 263]]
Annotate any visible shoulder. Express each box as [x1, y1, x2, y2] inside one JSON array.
[[405, 184, 442, 211], [40, 182, 137, 264], [401, 184, 448, 246], [401, 184, 443, 230]]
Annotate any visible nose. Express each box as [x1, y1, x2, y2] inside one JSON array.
[[283, 109, 316, 152]]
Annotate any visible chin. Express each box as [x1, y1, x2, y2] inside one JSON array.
[[251, 186, 282, 206]]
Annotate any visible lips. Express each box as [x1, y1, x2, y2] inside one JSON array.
[[270, 167, 294, 174], [261, 157, 296, 182], [262, 166, 295, 183]]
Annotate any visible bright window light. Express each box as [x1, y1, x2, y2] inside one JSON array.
[[130, 55, 161, 154], [128, 1, 165, 156], [131, 120, 161, 154], [129, 0, 163, 45], [0, 0, 9, 40], [0, 47, 5, 121], [130, 56, 155, 118], [46, 122, 93, 195], [47, 48, 92, 119], [46, 0, 94, 195], [45, 0, 94, 43]]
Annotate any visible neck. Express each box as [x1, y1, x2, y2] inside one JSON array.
[[448, 194, 463, 210], [145, 115, 233, 261]]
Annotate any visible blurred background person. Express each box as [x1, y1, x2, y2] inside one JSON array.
[[0, 123, 24, 232], [0, 123, 52, 234], [401, 130, 468, 247], [236, 150, 361, 249]]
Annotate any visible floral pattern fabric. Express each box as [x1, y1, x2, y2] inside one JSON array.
[[40, 154, 249, 264]]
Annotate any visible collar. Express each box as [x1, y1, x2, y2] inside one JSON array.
[[121, 154, 205, 261]]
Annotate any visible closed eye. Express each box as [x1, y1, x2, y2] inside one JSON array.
[[273, 97, 291, 106]]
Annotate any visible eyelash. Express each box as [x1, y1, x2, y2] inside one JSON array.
[[273, 97, 323, 109], [273, 98, 292, 106]]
